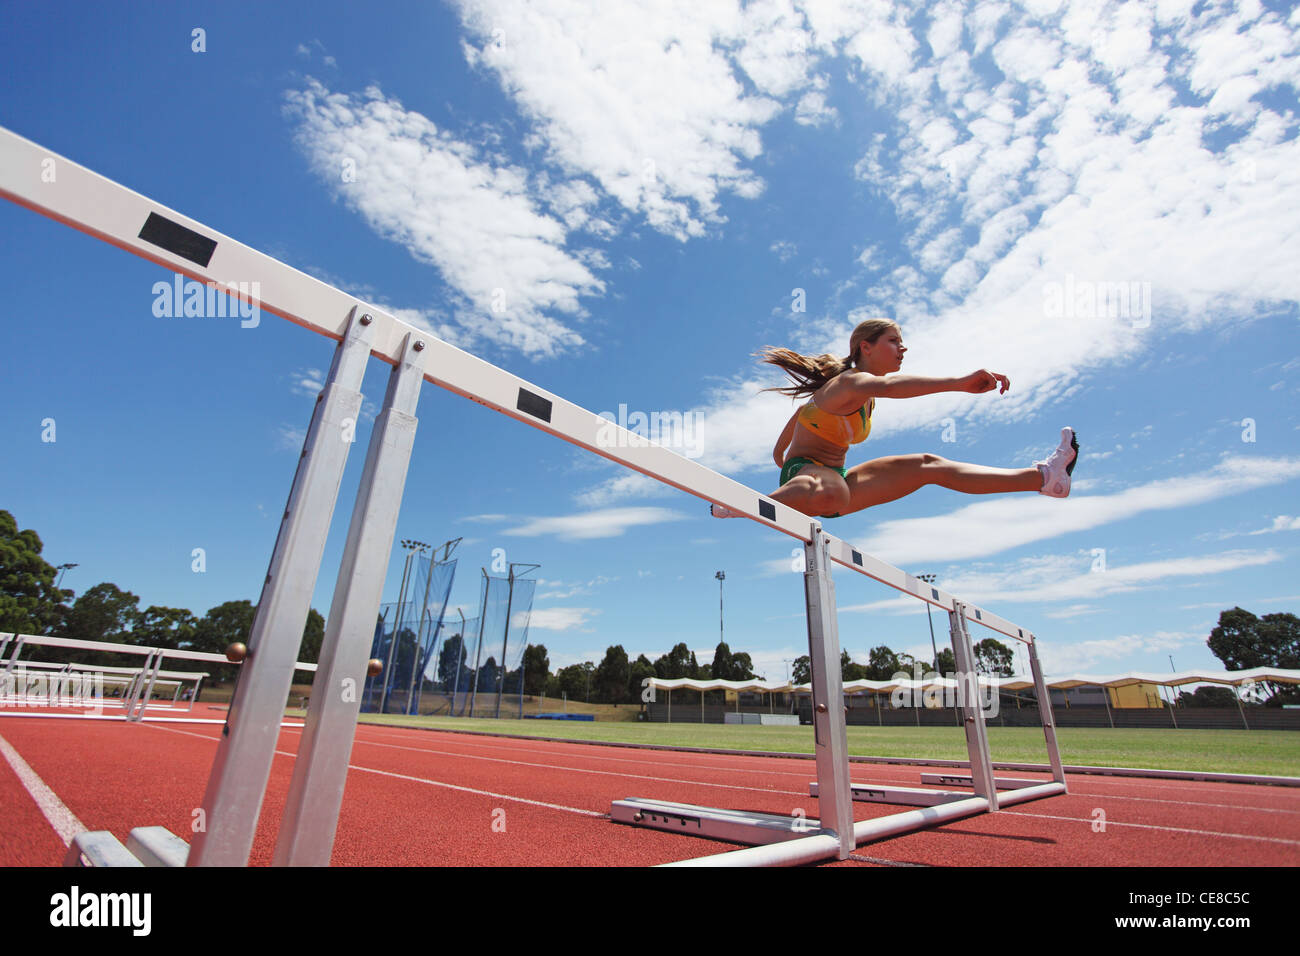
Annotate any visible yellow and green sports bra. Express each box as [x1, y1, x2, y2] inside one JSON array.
[[797, 398, 873, 447]]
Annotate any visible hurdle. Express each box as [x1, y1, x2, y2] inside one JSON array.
[[0, 124, 1067, 867], [0, 632, 315, 720]]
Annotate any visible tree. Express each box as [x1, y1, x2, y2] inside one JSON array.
[[866, 645, 901, 681], [595, 645, 631, 703], [297, 608, 325, 665], [439, 631, 469, 687], [191, 600, 255, 681], [690, 651, 708, 680], [522, 644, 550, 696], [477, 656, 499, 693], [654, 642, 694, 680], [974, 638, 1014, 677], [1208, 607, 1300, 705], [791, 655, 811, 685], [936, 647, 956, 675], [629, 654, 656, 703], [61, 582, 140, 645], [709, 641, 734, 680], [132, 605, 197, 651], [555, 663, 591, 701], [842, 651, 868, 681], [0, 510, 68, 636], [730, 652, 758, 681], [1177, 686, 1239, 708]]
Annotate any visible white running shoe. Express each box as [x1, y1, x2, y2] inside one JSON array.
[[711, 503, 744, 518], [1036, 427, 1079, 498]]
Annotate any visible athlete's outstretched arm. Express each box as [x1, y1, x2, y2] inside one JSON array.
[[823, 369, 1010, 404]]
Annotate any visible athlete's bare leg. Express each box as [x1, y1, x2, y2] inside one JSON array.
[[843, 454, 1041, 513]]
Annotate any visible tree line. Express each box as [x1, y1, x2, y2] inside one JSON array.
[[5, 510, 1296, 706]]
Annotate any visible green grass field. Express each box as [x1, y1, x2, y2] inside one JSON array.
[[353, 714, 1300, 778]]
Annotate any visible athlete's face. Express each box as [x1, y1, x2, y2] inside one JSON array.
[[861, 330, 905, 375]]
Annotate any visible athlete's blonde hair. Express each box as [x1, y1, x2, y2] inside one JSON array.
[[758, 318, 900, 398]]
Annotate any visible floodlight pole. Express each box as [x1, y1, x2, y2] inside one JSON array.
[[716, 571, 725, 647]]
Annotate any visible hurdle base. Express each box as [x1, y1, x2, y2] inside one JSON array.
[[810, 782, 974, 807], [611, 798, 829, 846], [921, 772, 1051, 790], [63, 827, 189, 867]]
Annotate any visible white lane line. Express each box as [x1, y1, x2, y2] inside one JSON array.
[[345, 764, 604, 817], [143, 723, 601, 819], [350, 726, 821, 779], [352, 729, 1300, 815], [0, 731, 87, 846], [333, 735, 808, 798], [996, 810, 1300, 847], [1055, 791, 1300, 815]]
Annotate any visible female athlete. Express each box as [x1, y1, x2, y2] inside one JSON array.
[[712, 318, 1079, 520]]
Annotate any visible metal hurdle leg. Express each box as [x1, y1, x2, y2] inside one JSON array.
[[188, 307, 375, 867], [273, 332, 426, 866], [4, 636, 26, 673], [802, 524, 854, 859], [130, 652, 166, 721], [950, 602, 997, 810], [123, 651, 157, 720], [611, 523, 856, 862], [1027, 638, 1067, 788]]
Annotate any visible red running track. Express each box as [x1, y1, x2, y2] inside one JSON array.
[[2, 712, 1298, 867]]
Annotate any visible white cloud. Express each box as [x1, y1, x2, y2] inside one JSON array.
[[1248, 515, 1300, 534], [289, 368, 324, 398], [573, 472, 670, 508], [526, 606, 600, 631], [503, 506, 688, 540], [770, 239, 799, 262], [1036, 629, 1206, 674], [848, 456, 1300, 565], [814, 0, 1300, 422], [453, 0, 788, 240], [283, 79, 604, 357]]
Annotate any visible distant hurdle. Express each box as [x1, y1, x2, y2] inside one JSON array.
[[0, 124, 1066, 867], [0, 632, 317, 720]]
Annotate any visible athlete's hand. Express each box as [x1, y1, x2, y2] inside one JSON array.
[[963, 370, 1010, 394]]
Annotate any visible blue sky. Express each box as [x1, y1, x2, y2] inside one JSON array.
[[2, 0, 1298, 683]]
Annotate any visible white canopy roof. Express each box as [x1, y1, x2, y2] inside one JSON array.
[[648, 667, 1300, 695]]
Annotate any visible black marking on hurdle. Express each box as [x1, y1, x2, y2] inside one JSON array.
[[516, 388, 552, 423], [759, 500, 775, 521], [931, 588, 939, 600], [851, 550, 863, 566], [138, 212, 217, 267], [975, 610, 982, 620]]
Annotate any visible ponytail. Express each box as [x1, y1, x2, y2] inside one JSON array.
[[758, 318, 900, 399], [757, 347, 852, 398]]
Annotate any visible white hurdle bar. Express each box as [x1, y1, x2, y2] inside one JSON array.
[[1, 123, 1067, 867]]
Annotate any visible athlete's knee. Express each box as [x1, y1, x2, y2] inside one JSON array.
[[918, 453, 948, 468]]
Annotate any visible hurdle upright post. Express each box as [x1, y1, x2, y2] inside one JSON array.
[[188, 307, 376, 867], [1027, 637, 1066, 788], [803, 524, 854, 859], [274, 330, 426, 866], [949, 602, 997, 810]]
